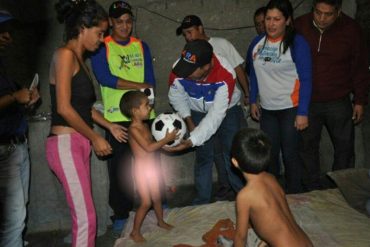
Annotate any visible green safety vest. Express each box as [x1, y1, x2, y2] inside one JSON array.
[[101, 36, 155, 122]]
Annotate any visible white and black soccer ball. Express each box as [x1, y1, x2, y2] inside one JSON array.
[[140, 88, 155, 105], [151, 112, 187, 147]]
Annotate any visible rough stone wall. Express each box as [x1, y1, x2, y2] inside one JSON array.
[[1, 0, 368, 233]]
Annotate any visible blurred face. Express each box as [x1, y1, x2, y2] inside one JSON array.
[[0, 31, 12, 49], [187, 61, 213, 81], [0, 22, 13, 50], [313, 3, 340, 30], [135, 97, 151, 120], [265, 8, 290, 40], [254, 13, 265, 35], [182, 26, 204, 42], [81, 20, 108, 52], [110, 13, 133, 42]]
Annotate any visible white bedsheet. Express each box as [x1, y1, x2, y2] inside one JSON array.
[[115, 189, 370, 247]]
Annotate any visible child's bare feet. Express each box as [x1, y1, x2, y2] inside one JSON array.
[[158, 221, 174, 230], [130, 232, 146, 243]]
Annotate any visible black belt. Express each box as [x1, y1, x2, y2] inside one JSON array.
[[0, 135, 27, 145]]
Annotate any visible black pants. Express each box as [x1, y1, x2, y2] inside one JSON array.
[[299, 96, 355, 191], [260, 107, 303, 194], [107, 120, 167, 220], [106, 121, 133, 220]]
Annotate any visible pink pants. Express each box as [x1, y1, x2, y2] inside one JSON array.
[[46, 132, 96, 247]]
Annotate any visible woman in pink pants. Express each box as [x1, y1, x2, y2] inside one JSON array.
[[46, 1, 127, 246]]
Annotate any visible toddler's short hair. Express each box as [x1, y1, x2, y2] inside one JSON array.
[[119, 90, 147, 118], [231, 128, 272, 174]]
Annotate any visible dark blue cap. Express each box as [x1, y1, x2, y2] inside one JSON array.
[[0, 10, 13, 24]]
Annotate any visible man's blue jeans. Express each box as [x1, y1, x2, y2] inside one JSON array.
[[192, 105, 246, 205], [0, 142, 30, 247], [260, 107, 303, 194]]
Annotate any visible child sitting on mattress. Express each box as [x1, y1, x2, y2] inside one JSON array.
[[231, 128, 313, 247], [120, 91, 178, 242]]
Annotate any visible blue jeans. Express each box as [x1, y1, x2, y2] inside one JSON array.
[[0, 142, 30, 247], [192, 105, 245, 204], [260, 107, 303, 193]]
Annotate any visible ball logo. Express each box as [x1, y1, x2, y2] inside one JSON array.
[[182, 50, 197, 64]]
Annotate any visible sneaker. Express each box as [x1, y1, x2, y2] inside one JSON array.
[[63, 233, 72, 244], [162, 202, 169, 209], [112, 219, 127, 237]]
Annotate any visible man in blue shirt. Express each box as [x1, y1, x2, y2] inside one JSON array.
[[0, 11, 40, 247]]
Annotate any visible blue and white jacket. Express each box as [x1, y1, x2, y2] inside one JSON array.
[[168, 54, 241, 146]]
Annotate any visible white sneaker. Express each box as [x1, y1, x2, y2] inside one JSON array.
[[63, 233, 72, 244]]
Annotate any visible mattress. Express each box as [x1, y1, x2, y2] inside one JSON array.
[[114, 189, 370, 247]]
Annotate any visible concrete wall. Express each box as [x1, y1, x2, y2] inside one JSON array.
[[1, 0, 368, 234]]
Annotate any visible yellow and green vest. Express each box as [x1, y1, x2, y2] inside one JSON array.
[[101, 36, 155, 122]]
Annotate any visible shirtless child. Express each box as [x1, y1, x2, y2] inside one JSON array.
[[120, 91, 178, 242], [231, 128, 313, 247]]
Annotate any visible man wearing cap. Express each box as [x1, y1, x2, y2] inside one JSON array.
[[0, 10, 40, 247], [168, 39, 245, 205], [91, 1, 156, 234], [174, 15, 248, 201], [175, 15, 249, 104]]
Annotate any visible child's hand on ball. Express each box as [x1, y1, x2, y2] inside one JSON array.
[[164, 128, 180, 142]]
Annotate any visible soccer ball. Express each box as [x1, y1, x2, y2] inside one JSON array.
[[140, 88, 155, 105], [151, 112, 187, 147]]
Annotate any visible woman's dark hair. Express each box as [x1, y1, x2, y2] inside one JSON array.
[[263, 0, 295, 55], [231, 128, 272, 174], [119, 91, 147, 118], [55, 0, 108, 41]]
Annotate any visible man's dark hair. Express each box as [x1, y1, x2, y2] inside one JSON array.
[[231, 128, 272, 174], [254, 6, 267, 19], [313, 0, 342, 9], [119, 90, 147, 118]]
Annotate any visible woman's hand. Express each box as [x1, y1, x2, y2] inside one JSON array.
[[109, 124, 128, 143], [295, 115, 308, 130], [92, 135, 112, 156], [250, 103, 261, 121]]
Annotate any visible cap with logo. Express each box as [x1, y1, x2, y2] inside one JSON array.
[[176, 15, 203, 36], [172, 39, 213, 78], [109, 1, 133, 18]]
